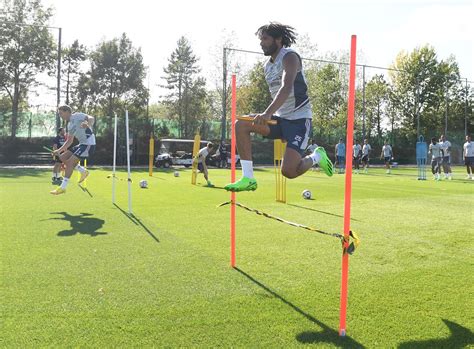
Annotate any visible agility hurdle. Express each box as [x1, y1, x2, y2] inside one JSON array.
[[76, 159, 87, 187], [274, 139, 286, 203], [226, 35, 359, 337], [111, 110, 133, 214], [149, 133, 154, 177], [191, 131, 201, 185]]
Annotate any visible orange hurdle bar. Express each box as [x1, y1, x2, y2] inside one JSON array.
[[237, 115, 277, 125]]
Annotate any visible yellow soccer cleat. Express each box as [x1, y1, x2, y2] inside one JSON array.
[[78, 170, 89, 184], [50, 187, 66, 195]]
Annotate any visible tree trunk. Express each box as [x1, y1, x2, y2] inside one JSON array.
[[10, 74, 20, 138]]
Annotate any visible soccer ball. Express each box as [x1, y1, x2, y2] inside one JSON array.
[[139, 179, 148, 189], [174, 171, 180, 177], [302, 189, 312, 200]]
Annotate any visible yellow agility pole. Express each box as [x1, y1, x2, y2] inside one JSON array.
[[83, 159, 87, 188], [191, 131, 201, 185], [149, 135, 154, 177], [274, 139, 286, 203]]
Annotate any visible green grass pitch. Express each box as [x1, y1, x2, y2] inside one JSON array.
[[1, 166, 473, 347]]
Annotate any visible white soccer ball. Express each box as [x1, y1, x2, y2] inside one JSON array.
[[174, 171, 180, 177], [139, 179, 148, 189], [302, 189, 312, 200]]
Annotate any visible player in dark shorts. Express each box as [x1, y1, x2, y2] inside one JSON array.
[[224, 23, 333, 192]]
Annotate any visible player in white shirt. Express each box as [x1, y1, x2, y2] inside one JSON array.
[[335, 138, 346, 174], [439, 135, 452, 179], [361, 138, 372, 174], [380, 140, 393, 174], [193, 142, 215, 187], [50, 105, 96, 195], [429, 137, 443, 180], [463, 135, 474, 180], [352, 140, 362, 174]]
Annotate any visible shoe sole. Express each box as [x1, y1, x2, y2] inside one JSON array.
[[78, 171, 89, 184], [225, 184, 257, 192]]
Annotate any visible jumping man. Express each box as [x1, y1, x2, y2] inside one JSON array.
[[224, 22, 333, 192], [50, 105, 95, 195]]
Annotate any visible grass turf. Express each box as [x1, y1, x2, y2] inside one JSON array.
[[1, 166, 473, 347]]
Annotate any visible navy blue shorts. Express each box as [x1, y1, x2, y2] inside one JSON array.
[[265, 116, 312, 156], [442, 156, 450, 164], [72, 144, 95, 159], [465, 156, 474, 166], [384, 157, 391, 163]]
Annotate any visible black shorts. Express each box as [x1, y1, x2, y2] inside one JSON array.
[[442, 156, 450, 165], [465, 156, 474, 166], [52, 146, 74, 163], [266, 116, 312, 156], [71, 144, 95, 159], [361, 155, 369, 162], [384, 157, 391, 163]]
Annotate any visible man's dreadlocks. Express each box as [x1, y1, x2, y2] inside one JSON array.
[[255, 22, 297, 47]]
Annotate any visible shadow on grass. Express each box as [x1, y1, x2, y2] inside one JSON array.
[[113, 204, 160, 243], [48, 212, 107, 237], [197, 184, 226, 190], [288, 203, 361, 222], [234, 267, 365, 348], [398, 319, 473, 349]]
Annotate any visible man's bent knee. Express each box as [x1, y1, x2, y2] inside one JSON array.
[[281, 167, 298, 179]]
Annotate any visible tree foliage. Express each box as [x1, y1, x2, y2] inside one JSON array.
[[0, 0, 56, 137]]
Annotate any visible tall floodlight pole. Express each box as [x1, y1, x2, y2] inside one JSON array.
[[362, 65, 366, 140], [465, 78, 469, 137], [221, 47, 228, 142], [56, 27, 62, 130]]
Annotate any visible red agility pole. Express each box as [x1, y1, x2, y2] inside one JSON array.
[[339, 35, 357, 337], [230, 74, 237, 268]]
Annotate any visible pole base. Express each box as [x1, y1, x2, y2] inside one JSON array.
[[339, 329, 346, 337]]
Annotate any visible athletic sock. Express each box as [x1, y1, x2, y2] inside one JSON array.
[[310, 151, 321, 165], [75, 165, 86, 174], [60, 177, 70, 190], [240, 160, 254, 179]]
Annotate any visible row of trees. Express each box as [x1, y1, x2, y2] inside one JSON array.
[[1, 0, 472, 147], [236, 48, 472, 146]]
